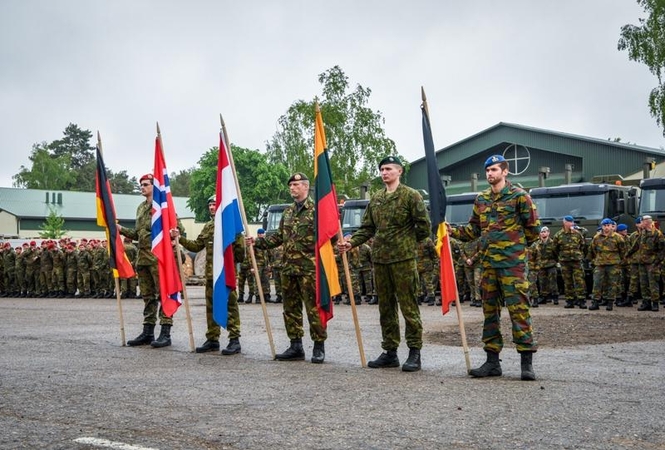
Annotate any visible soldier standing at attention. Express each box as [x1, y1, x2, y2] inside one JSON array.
[[449, 154, 540, 381], [587, 218, 626, 311], [64, 243, 78, 298], [252, 228, 272, 303], [552, 216, 588, 309], [120, 237, 138, 298], [118, 174, 173, 348], [416, 236, 438, 306], [247, 172, 327, 364], [271, 244, 284, 303], [16, 243, 28, 297], [172, 196, 245, 355], [536, 227, 559, 305], [628, 215, 664, 312], [339, 156, 431, 372]]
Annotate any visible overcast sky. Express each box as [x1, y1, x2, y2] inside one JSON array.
[[1, 1, 662, 189]]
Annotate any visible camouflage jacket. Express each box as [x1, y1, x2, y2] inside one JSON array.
[[51, 249, 65, 269], [65, 250, 78, 270], [551, 228, 587, 262], [624, 231, 640, 264], [460, 238, 482, 268], [179, 219, 245, 280], [358, 243, 372, 271], [3, 248, 16, 274], [76, 249, 93, 270], [254, 197, 315, 276], [120, 200, 157, 266], [349, 184, 431, 264], [628, 227, 665, 265], [588, 231, 625, 266], [39, 248, 53, 270], [535, 237, 557, 268], [416, 237, 438, 271], [124, 242, 138, 265], [450, 181, 540, 268], [527, 242, 540, 270]]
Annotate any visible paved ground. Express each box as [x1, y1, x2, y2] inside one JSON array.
[[1, 287, 664, 449]]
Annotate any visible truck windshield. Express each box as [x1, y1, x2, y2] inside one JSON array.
[[446, 202, 475, 225], [341, 206, 366, 231], [639, 187, 665, 214], [266, 209, 285, 234], [531, 193, 605, 220]]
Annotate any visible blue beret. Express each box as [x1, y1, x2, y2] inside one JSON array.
[[601, 218, 613, 226], [563, 215, 574, 222], [635, 216, 642, 224], [484, 154, 506, 169], [617, 224, 628, 232], [257, 228, 265, 234], [378, 155, 403, 168]]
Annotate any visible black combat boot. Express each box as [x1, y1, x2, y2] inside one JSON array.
[[531, 298, 539, 308], [623, 296, 634, 307], [417, 295, 424, 306], [651, 302, 660, 311], [520, 351, 536, 381], [469, 351, 502, 378], [368, 350, 400, 368], [564, 299, 575, 309], [577, 299, 587, 309], [368, 295, 379, 305], [244, 294, 253, 304], [275, 294, 283, 304], [353, 294, 362, 305], [551, 295, 559, 305], [221, 338, 241, 355], [332, 295, 341, 305], [606, 299, 615, 311], [588, 300, 599, 310], [427, 296, 435, 306], [402, 348, 421, 372], [195, 339, 220, 353], [151, 324, 172, 348], [311, 341, 325, 364], [638, 300, 652, 311], [255, 294, 262, 304], [275, 339, 305, 361], [127, 324, 155, 346]]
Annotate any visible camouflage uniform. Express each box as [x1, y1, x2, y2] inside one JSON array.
[[526, 242, 540, 306], [254, 196, 326, 343], [0, 248, 4, 295], [342, 243, 363, 305], [588, 230, 625, 309], [120, 200, 172, 326], [39, 245, 54, 296], [236, 253, 254, 302], [76, 246, 93, 296], [358, 242, 375, 302], [460, 238, 482, 305], [552, 227, 587, 307], [628, 225, 664, 310], [252, 244, 271, 302], [349, 184, 431, 351], [416, 237, 438, 305], [451, 238, 468, 301], [536, 236, 559, 303], [451, 180, 540, 354], [65, 247, 78, 297], [3, 246, 16, 296], [271, 245, 284, 302], [179, 221, 245, 342], [51, 246, 66, 297], [120, 240, 138, 298], [625, 230, 641, 302], [93, 246, 110, 297], [15, 247, 26, 296], [24, 246, 39, 296]]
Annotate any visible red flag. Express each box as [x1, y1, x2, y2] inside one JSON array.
[[151, 133, 183, 317], [95, 145, 135, 279]]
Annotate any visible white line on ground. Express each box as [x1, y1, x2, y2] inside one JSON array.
[[73, 437, 159, 450]]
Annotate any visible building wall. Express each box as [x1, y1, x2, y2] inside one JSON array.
[[0, 211, 18, 236]]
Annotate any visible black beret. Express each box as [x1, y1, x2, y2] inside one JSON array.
[[378, 155, 403, 169], [288, 172, 309, 184]]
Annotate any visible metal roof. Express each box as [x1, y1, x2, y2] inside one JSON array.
[[0, 188, 195, 220]]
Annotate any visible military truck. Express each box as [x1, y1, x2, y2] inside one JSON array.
[[638, 177, 665, 229], [446, 192, 479, 225], [262, 203, 291, 237]]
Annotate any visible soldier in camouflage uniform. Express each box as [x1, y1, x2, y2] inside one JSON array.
[[535, 227, 559, 305], [552, 216, 588, 309], [450, 155, 539, 381], [341, 233, 364, 306], [358, 240, 376, 304], [450, 238, 468, 302], [587, 218, 626, 311], [76, 243, 93, 297], [64, 243, 78, 297], [251, 228, 272, 303], [39, 241, 54, 297], [120, 237, 138, 298], [271, 244, 284, 303], [174, 196, 245, 355], [237, 248, 255, 304], [0, 245, 5, 296], [250, 172, 327, 364], [119, 173, 174, 348], [614, 224, 630, 305], [618, 218, 642, 307], [461, 238, 482, 307], [3, 243, 17, 297], [526, 240, 541, 308], [627, 215, 664, 312], [340, 156, 431, 372], [16, 244, 27, 297], [51, 242, 66, 298], [24, 242, 39, 297], [416, 236, 438, 306]]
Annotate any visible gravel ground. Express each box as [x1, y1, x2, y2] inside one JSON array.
[[1, 288, 663, 450]]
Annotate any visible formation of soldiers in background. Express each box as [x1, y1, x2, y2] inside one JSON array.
[[2, 213, 664, 313]]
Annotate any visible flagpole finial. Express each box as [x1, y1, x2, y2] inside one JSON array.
[[421, 86, 427, 102], [156, 121, 161, 135], [421, 87, 430, 117], [220, 113, 225, 128]]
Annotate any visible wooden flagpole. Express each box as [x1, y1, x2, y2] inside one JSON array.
[[421, 88, 471, 373], [156, 122, 195, 353], [97, 131, 126, 346], [220, 114, 276, 359]]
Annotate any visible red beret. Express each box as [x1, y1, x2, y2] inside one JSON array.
[[140, 173, 154, 183]]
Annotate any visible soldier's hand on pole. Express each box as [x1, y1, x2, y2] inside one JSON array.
[[245, 236, 255, 246], [170, 228, 180, 239], [337, 241, 351, 253]]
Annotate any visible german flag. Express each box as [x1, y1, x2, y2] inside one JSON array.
[[95, 144, 135, 279], [314, 103, 341, 327]]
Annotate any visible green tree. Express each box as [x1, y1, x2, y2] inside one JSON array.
[[189, 146, 290, 222], [108, 170, 139, 194], [13, 143, 76, 189], [619, 0, 665, 136], [266, 66, 402, 197], [39, 208, 68, 239], [169, 168, 194, 197]]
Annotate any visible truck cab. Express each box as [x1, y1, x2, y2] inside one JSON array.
[[262, 203, 291, 237], [638, 177, 665, 229], [445, 192, 479, 226]]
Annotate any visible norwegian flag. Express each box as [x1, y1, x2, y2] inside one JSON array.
[[151, 134, 183, 317]]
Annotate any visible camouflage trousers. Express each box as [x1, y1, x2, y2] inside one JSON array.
[[40, 267, 54, 294], [136, 264, 172, 326], [360, 270, 375, 296], [15, 269, 24, 294], [375, 259, 422, 351], [639, 263, 660, 302], [281, 273, 326, 342], [252, 265, 271, 297], [25, 267, 37, 294], [203, 278, 240, 341], [52, 267, 65, 292], [237, 266, 254, 297], [464, 265, 481, 301], [559, 261, 586, 301], [538, 266, 558, 298], [4, 271, 15, 293], [120, 276, 138, 296], [627, 263, 640, 297], [273, 267, 282, 296], [592, 265, 620, 301], [66, 268, 77, 295], [455, 264, 468, 297], [419, 265, 437, 297], [480, 264, 537, 353], [527, 266, 539, 300], [77, 270, 91, 294]]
